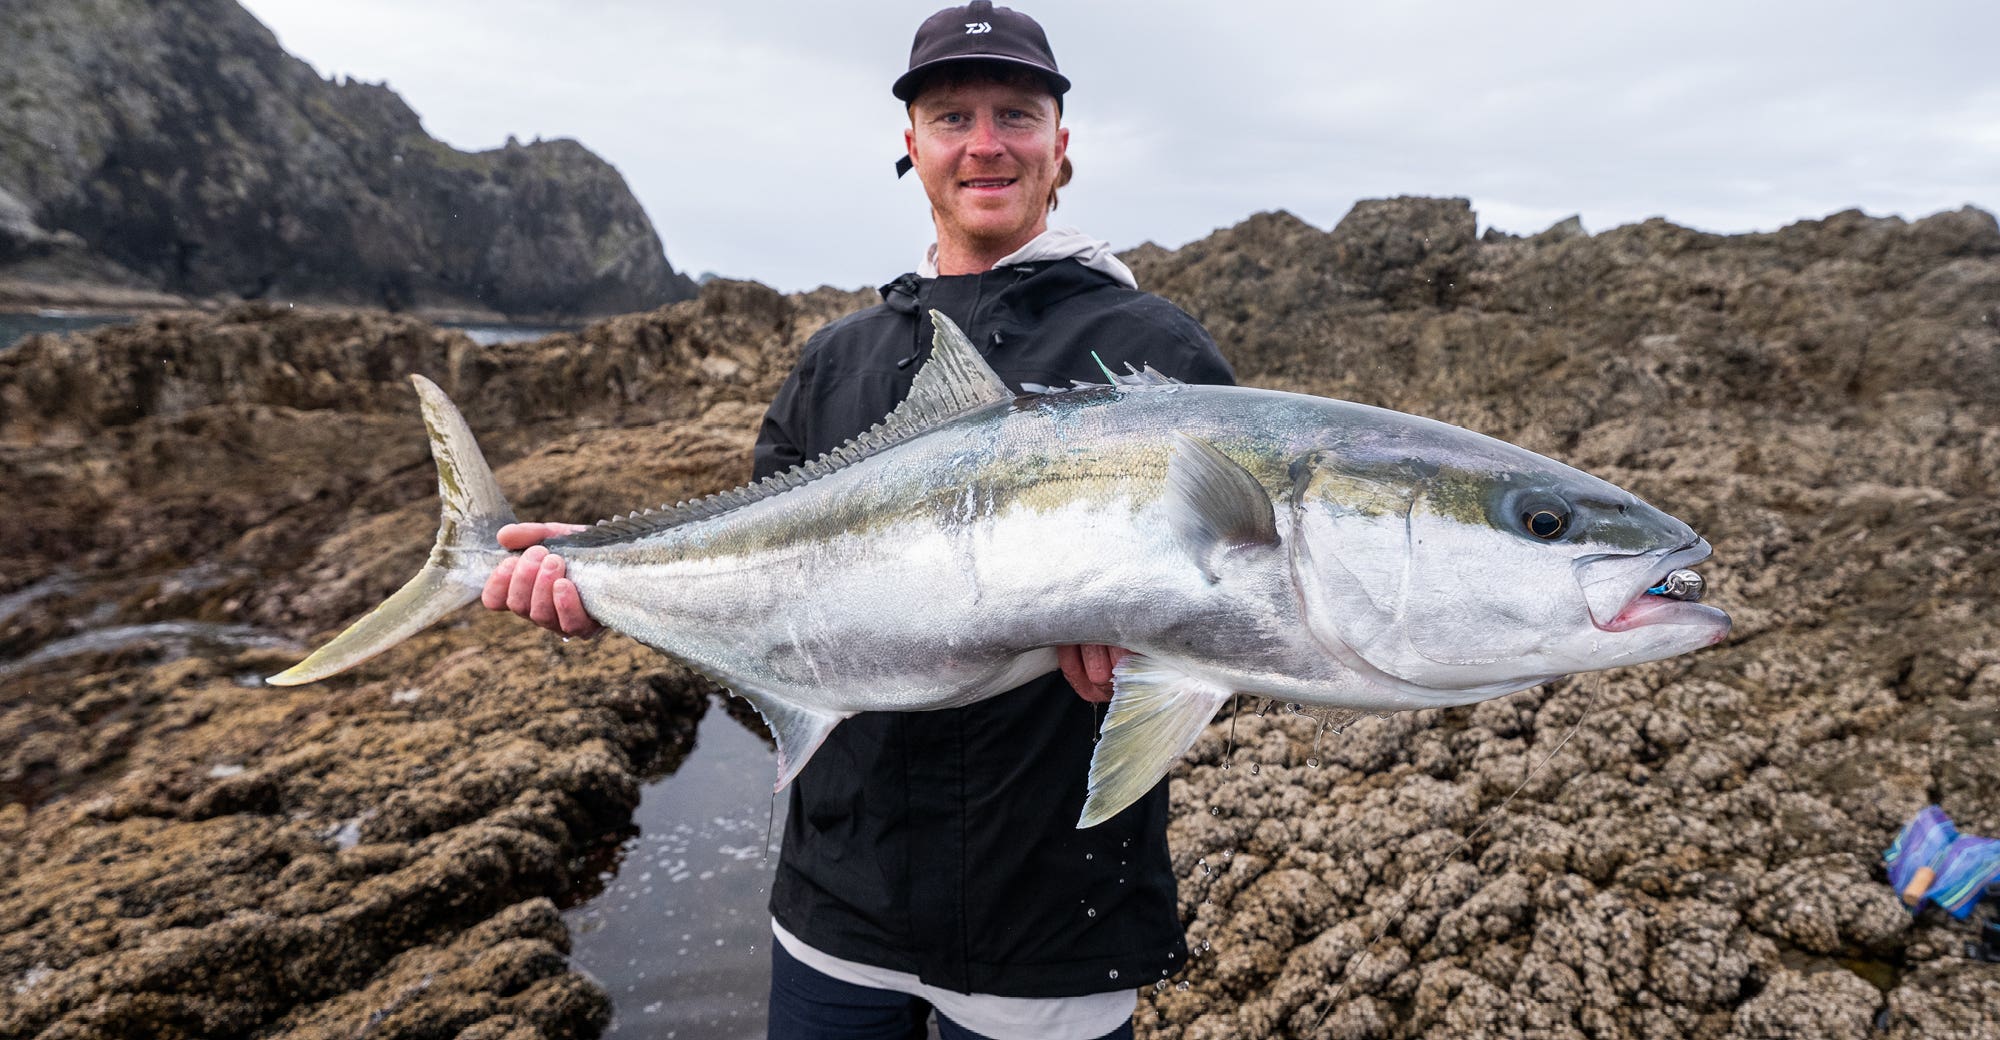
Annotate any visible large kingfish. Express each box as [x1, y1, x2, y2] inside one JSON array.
[[270, 313, 1729, 826]]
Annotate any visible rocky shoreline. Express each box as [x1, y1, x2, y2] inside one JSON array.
[[3, 200, 1997, 1038], [0, 280, 195, 316]]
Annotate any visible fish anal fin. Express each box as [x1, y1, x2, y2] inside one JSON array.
[[1079, 656, 1233, 828], [731, 686, 844, 792], [1167, 433, 1281, 582]]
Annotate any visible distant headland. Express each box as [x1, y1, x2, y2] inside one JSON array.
[[0, 0, 695, 321]]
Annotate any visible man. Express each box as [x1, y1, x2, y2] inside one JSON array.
[[486, 5, 1233, 1036]]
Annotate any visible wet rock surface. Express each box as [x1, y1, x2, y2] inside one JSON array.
[[3, 200, 1998, 1037], [1128, 200, 2000, 1038]]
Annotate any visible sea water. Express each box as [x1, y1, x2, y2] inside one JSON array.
[[562, 697, 784, 1040], [0, 312, 132, 350], [1, 312, 577, 351]]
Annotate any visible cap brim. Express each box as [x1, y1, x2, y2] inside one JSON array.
[[892, 55, 1071, 102]]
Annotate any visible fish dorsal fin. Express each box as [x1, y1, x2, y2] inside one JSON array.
[[1118, 364, 1182, 387], [552, 310, 1014, 550], [895, 308, 1012, 422], [1023, 364, 1183, 395]]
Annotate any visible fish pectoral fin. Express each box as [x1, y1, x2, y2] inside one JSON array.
[[1078, 656, 1233, 828], [730, 686, 844, 792], [1166, 433, 1281, 583]]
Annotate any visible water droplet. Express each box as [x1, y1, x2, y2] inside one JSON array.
[[1085, 852, 1093, 860], [1122, 839, 1131, 848], [1249, 763, 1260, 775], [1155, 981, 1167, 993], [1108, 969, 1119, 980], [1177, 981, 1190, 992], [1087, 907, 1098, 917], [1209, 806, 1221, 816], [1200, 939, 1211, 951], [1287, 702, 1301, 713], [1307, 757, 1320, 767]]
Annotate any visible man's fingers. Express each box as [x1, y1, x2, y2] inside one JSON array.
[[1056, 644, 1109, 704], [553, 578, 603, 639], [497, 523, 542, 551], [497, 522, 590, 551], [528, 554, 563, 628], [506, 545, 547, 615], [1057, 644, 1086, 688], [482, 557, 517, 610], [1064, 644, 1112, 704], [1082, 643, 1113, 686]]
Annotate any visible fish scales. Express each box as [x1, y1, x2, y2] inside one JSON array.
[[566, 387, 1302, 713], [269, 312, 1729, 827]]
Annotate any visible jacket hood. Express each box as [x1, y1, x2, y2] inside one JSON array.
[[917, 226, 1138, 288]]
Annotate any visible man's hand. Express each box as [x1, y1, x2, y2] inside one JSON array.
[[1058, 644, 1131, 704], [481, 522, 604, 638]]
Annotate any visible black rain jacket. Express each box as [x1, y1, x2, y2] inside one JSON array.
[[754, 258, 1235, 998]]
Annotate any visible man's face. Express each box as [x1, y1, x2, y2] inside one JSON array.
[[904, 78, 1068, 258]]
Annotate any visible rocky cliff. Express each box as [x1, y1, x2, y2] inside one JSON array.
[[1, 199, 1997, 1038], [0, 0, 695, 318]]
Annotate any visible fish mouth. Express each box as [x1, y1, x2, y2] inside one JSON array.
[[1578, 540, 1729, 638]]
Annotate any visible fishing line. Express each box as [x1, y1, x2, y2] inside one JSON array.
[[1307, 673, 1606, 1034], [763, 790, 778, 863], [1224, 695, 1241, 769]]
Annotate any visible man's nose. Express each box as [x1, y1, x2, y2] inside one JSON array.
[[967, 117, 1005, 156]]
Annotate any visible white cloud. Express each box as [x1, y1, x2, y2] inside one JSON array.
[[241, 0, 2000, 292]]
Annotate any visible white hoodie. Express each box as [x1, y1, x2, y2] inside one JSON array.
[[918, 224, 1138, 288]]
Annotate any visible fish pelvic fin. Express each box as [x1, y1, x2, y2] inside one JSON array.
[[729, 685, 844, 792], [267, 375, 517, 686], [1078, 657, 1234, 828], [1167, 433, 1281, 582]]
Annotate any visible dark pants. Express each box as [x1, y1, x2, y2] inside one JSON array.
[[767, 941, 1135, 1040]]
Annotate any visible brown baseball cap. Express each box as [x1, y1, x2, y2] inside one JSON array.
[[892, 1, 1070, 103]]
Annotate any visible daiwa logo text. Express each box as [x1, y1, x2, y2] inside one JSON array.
[[965, 22, 992, 34]]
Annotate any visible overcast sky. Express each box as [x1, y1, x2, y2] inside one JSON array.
[[238, 0, 1999, 294]]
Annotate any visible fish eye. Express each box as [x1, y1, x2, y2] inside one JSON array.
[[1519, 497, 1571, 539]]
